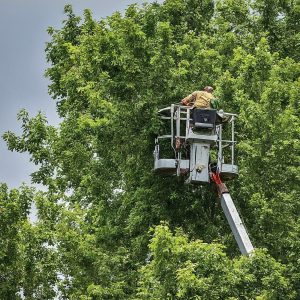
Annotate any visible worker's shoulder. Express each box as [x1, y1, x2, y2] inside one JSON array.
[[193, 90, 213, 97], [202, 91, 214, 98], [192, 90, 203, 95]]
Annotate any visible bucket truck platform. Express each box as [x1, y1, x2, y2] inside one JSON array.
[[153, 104, 253, 255]]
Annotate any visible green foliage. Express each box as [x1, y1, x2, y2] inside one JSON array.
[[137, 224, 294, 299], [1, 0, 300, 298], [0, 184, 32, 299]]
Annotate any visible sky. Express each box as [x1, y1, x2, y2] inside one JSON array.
[[0, 0, 163, 189]]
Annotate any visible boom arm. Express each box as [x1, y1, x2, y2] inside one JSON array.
[[210, 172, 254, 256]]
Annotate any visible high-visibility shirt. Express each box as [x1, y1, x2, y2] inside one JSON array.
[[184, 91, 214, 108]]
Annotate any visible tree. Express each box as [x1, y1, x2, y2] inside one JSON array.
[[2, 0, 299, 298], [0, 184, 33, 299], [137, 224, 293, 299]]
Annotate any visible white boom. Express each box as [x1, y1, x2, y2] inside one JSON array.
[[221, 193, 254, 255]]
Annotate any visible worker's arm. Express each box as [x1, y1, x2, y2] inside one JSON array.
[[181, 92, 196, 106]]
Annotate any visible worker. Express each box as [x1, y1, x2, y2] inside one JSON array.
[[181, 86, 219, 109]]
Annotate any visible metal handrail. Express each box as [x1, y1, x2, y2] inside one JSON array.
[[156, 105, 238, 167]]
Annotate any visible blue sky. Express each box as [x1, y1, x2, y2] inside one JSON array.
[[0, 0, 163, 188]]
